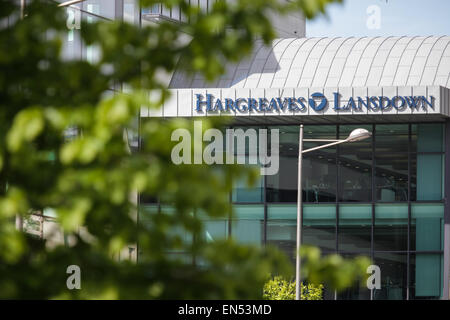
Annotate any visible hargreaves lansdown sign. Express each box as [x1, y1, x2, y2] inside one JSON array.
[[195, 92, 435, 113]]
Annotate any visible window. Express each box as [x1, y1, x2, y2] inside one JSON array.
[[267, 204, 296, 262], [338, 125, 372, 202], [338, 204, 371, 253], [411, 203, 443, 251], [373, 253, 407, 300], [231, 205, 264, 245], [410, 253, 443, 299], [303, 204, 336, 253], [266, 126, 299, 202], [374, 204, 408, 251], [411, 124, 444, 201]]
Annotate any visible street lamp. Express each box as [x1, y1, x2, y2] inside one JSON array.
[[295, 125, 371, 300]]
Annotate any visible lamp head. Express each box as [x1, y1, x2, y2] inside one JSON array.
[[346, 128, 372, 142]]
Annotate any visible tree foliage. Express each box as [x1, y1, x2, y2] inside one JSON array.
[[263, 276, 323, 300], [0, 0, 361, 300]]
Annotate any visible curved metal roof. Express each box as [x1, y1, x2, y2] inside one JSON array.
[[169, 36, 450, 89]]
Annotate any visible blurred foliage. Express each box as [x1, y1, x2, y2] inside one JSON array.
[[0, 0, 360, 300], [263, 246, 371, 300], [301, 246, 371, 292], [263, 276, 323, 300]]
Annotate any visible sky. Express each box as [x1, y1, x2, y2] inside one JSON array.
[[306, 0, 450, 37]]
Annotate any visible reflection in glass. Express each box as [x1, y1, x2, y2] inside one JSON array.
[[303, 205, 336, 252], [338, 125, 372, 202], [374, 204, 408, 251], [303, 126, 337, 202], [375, 153, 408, 201], [375, 124, 409, 153], [373, 253, 407, 300], [338, 205, 371, 252], [375, 125, 408, 201], [303, 151, 336, 202], [266, 126, 298, 202]]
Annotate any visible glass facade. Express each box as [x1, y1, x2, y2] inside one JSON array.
[[140, 122, 446, 300]]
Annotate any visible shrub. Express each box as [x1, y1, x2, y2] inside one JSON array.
[[263, 276, 323, 300]]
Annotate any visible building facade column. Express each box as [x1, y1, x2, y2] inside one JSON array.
[[443, 120, 450, 300]]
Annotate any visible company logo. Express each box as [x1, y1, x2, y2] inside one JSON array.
[[308, 92, 327, 111], [195, 92, 434, 114]]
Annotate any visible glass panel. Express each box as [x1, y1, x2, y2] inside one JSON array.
[[139, 205, 159, 221], [232, 167, 263, 203], [233, 205, 264, 220], [149, 4, 161, 14], [410, 253, 443, 299], [62, 6, 82, 61], [232, 127, 265, 203], [338, 204, 371, 253], [267, 205, 296, 264], [410, 155, 417, 202], [303, 151, 337, 203], [84, 0, 115, 19], [162, 5, 171, 17], [267, 126, 298, 202], [303, 204, 336, 252], [374, 204, 408, 251], [303, 126, 337, 203], [139, 193, 158, 204], [413, 154, 443, 201], [375, 124, 409, 153], [373, 253, 407, 300], [411, 123, 444, 153], [338, 125, 372, 202], [231, 205, 264, 245], [124, 0, 138, 24], [199, 0, 208, 12], [375, 153, 408, 201], [267, 220, 296, 263], [411, 203, 444, 251], [267, 204, 295, 220], [374, 125, 408, 202], [303, 125, 337, 150], [171, 6, 180, 20], [166, 253, 193, 264], [83, 8, 101, 64], [231, 220, 263, 245], [202, 220, 228, 242]]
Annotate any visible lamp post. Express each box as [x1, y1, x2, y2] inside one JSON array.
[[295, 125, 371, 300], [58, 0, 86, 7]]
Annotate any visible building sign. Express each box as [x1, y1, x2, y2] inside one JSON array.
[[195, 92, 435, 114]]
